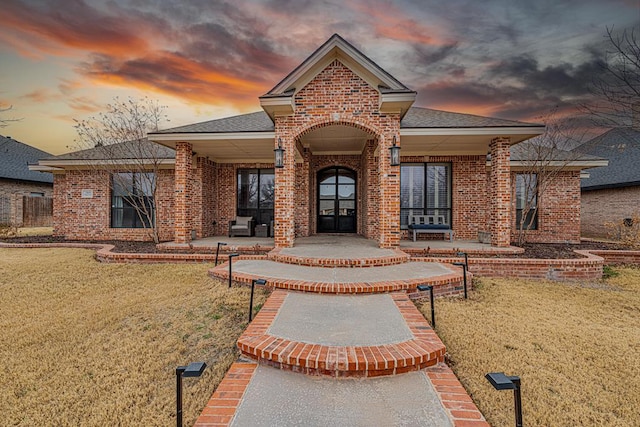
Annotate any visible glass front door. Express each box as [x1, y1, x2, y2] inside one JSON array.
[[317, 167, 357, 233]]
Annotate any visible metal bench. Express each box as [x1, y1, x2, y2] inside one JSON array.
[[408, 215, 453, 242]]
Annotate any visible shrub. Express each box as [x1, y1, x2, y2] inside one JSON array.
[[605, 213, 640, 248]]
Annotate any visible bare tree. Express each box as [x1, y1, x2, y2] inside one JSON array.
[[585, 26, 640, 127], [73, 97, 171, 243], [0, 104, 20, 128], [512, 112, 592, 246]]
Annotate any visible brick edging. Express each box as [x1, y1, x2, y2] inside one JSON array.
[[209, 261, 465, 295], [425, 363, 490, 426], [236, 290, 446, 377], [193, 362, 258, 427]]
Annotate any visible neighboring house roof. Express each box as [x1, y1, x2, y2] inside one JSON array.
[[578, 127, 640, 190], [0, 134, 53, 184], [155, 107, 541, 135]]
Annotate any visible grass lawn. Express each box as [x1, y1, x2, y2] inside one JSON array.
[[0, 248, 267, 426], [418, 267, 640, 427], [17, 227, 53, 236]]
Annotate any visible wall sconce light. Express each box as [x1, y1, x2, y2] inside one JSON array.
[[274, 138, 285, 168], [389, 135, 400, 166], [176, 362, 207, 427], [485, 372, 523, 427]]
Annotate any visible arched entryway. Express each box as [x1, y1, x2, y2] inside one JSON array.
[[317, 167, 357, 233]]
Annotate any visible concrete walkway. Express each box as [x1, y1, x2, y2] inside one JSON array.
[[194, 289, 489, 426], [194, 236, 489, 426]]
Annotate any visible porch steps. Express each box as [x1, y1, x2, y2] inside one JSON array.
[[235, 290, 446, 377], [209, 257, 467, 296], [267, 247, 410, 267]]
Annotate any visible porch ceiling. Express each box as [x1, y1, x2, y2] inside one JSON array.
[[300, 125, 370, 155]]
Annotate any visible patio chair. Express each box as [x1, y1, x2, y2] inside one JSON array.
[[229, 216, 254, 237]]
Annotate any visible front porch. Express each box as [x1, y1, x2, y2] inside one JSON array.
[[158, 234, 522, 257]]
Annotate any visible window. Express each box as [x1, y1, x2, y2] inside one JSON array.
[[515, 173, 538, 230], [400, 163, 452, 229], [237, 169, 274, 225], [30, 192, 45, 197], [111, 172, 155, 228]]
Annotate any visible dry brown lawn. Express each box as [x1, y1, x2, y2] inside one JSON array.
[[418, 267, 640, 427], [16, 227, 53, 236], [0, 248, 267, 426]]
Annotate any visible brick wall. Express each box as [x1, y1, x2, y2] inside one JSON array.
[[52, 169, 174, 241], [0, 178, 53, 226], [513, 170, 581, 243], [581, 186, 640, 238], [273, 59, 401, 248]]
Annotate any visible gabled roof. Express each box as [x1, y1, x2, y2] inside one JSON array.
[[577, 127, 640, 190], [259, 34, 416, 120], [0, 135, 53, 184], [264, 34, 414, 97], [155, 107, 541, 135]]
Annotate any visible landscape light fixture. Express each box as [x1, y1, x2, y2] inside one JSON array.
[[228, 253, 239, 288], [389, 136, 400, 166], [417, 284, 435, 327], [485, 372, 523, 427], [453, 251, 469, 299], [274, 138, 285, 168], [249, 278, 267, 321], [176, 362, 207, 427], [215, 242, 228, 266]]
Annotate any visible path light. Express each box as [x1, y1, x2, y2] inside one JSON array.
[[176, 362, 207, 427], [417, 284, 435, 328], [453, 251, 468, 299], [274, 138, 285, 168], [215, 242, 227, 266], [389, 135, 400, 166], [249, 279, 267, 321], [228, 253, 239, 288], [485, 372, 523, 427]]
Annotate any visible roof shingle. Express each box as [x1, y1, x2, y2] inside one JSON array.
[[578, 127, 640, 190], [0, 135, 53, 183]]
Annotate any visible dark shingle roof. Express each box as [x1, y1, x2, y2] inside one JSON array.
[[578, 127, 640, 190], [156, 111, 274, 134], [155, 107, 541, 134], [510, 141, 604, 162], [41, 139, 175, 161], [0, 135, 53, 183], [401, 107, 542, 128]]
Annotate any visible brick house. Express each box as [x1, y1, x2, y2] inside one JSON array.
[[32, 35, 603, 247], [580, 127, 640, 238], [0, 135, 53, 226]]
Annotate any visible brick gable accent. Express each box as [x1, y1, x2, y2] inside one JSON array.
[[273, 59, 401, 248]]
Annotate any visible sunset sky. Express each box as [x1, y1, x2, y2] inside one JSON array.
[[0, 0, 638, 155]]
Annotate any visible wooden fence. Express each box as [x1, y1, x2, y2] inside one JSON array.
[[22, 196, 53, 227]]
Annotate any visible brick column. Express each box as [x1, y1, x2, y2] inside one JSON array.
[[174, 142, 192, 244], [490, 137, 511, 247], [274, 136, 295, 248], [378, 134, 401, 248], [295, 146, 311, 237]]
